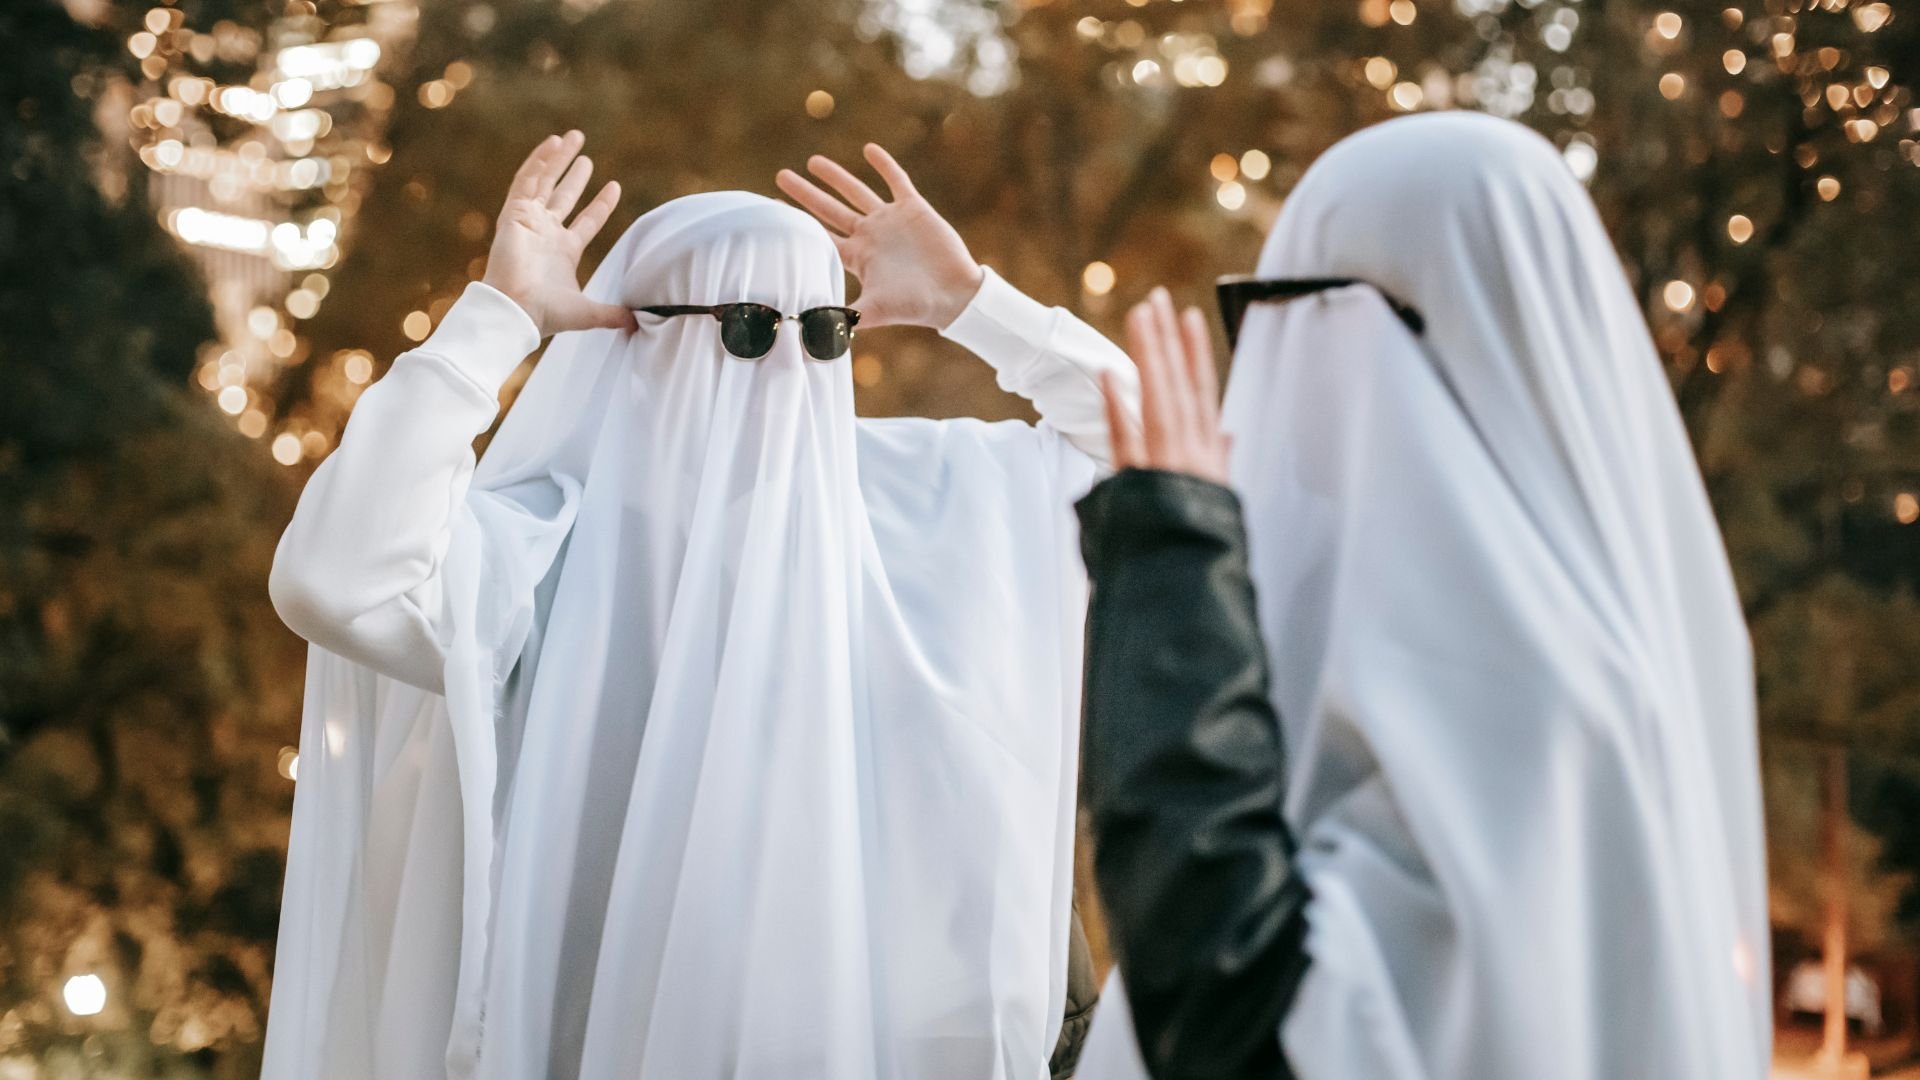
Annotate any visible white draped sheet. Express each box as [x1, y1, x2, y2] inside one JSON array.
[[264, 193, 1137, 1080], [1079, 114, 1769, 1080]]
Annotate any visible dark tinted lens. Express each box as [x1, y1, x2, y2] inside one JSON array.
[[719, 304, 780, 359], [1217, 289, 1249, 350], [798, 308, 855, 361]]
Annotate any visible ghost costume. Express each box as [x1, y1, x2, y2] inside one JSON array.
[[263, 192, 1135, 1080], [1076, 114, 1769, 1079]]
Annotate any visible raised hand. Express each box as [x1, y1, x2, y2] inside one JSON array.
[[775, 144, 984, 330], [1101, 288, 1230, 485], [482, 131, 636, 338]]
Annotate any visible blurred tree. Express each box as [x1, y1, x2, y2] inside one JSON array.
[[291, 0, 1920, 956], [0, 1, 302, 1075], [10, 0, 1920, 1071]]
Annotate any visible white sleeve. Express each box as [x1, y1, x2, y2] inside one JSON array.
[[269, 281, 541, 692], [940, 267, 1140, 465]]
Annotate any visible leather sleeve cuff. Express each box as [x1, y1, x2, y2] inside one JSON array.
[[1075, 469, 1249, 577]]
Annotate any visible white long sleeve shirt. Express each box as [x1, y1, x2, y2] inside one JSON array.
[[270, 267, 1134, 691]]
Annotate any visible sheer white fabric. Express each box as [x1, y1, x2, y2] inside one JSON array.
[[1080, 114, 1768, 1079], [264, 192, 1133, 1080]]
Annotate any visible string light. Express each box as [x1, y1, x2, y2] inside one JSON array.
[[63, 975, 107, 1017], [1663, 280, 1696, 312], [129, 0, 413, 463]]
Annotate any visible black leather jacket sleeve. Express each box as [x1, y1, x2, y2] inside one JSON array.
[[1075, 469, 1311, 1080]]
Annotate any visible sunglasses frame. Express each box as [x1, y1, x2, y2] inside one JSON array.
[[1214, 275, 1425, 349], [639, 302, 861, 362]]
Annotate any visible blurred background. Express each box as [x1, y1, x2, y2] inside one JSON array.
[[2, 0, 1918, 1076]]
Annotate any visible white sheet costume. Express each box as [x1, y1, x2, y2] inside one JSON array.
[[264, 192, 1134, 1080], [1079, 114, 1770, 1078]]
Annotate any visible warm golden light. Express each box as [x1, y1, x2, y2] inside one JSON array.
[[63, 975, 106, 1017], [1216, 181, 1246, 211], [1897, 493, 1919, 525], [1389, 81, 1424, 111], [1723, 49, 1746, 75], [1727, 214, 1753, 244], [1239, 149, 1271, 180], [1654, 12, 1683, 39], [1364, 56, 1396, 90], [272, 433, 304, 465], [1082, 261, 1117, 297], [805, 90, 835, 119], [1663, 280, 1695, 312], [1388, 0, 1416, 26], [403, 311, 432, 341], [852, 354, 883, 388], [1853, 3, 1891, 33], [1210, 153, 1238, 182], [1659, 73, 1686, 100], [1817, 175, 1841, 201]]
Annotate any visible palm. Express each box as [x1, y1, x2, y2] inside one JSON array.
[[481, 131, 634, 338], [837, 199, 973, 327], [776, 144, 983, 330]]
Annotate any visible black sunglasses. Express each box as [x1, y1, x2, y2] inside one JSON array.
[[638, 303, 860, 362], [1215, 275, 1425, 349]]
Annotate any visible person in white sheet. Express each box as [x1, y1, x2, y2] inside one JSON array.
[[1071, 113, 1770, 1080], [262, 131, 1136, 1080]]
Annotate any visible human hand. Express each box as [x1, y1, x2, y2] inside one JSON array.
[[775, 143, 985, 330], [482, 130, 636, 338], [1102, 289, 1230, 485]]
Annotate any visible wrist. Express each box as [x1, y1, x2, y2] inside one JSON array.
[[480, 271, 544, 337], [930, 262, 986, 332]]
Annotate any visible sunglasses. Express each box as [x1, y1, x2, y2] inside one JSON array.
[[638, 303, 859, 362], [1215, 275, 1425, 350]]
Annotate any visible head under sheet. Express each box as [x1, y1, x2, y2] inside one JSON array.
[[481, 189, 1093, 1078], [265, 192, 1094, 1080], [1081, 114, 1768, 1080], [1243, 113, 1767, 1079]]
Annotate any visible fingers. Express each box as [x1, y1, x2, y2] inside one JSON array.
[[508, 134, 563, 202], [1148, 287, 1199, 440], [567, 180, 621, 246], [1101, 371, 1143, 470], [863, 143, 919, 201], [807, 154, 886, 214], [548, 154, 593, 217], [1126, 298, 1177, 464], [776, 169, 862, 235], [536, 130, 585, 202], [1180, 306, 1222, 438]]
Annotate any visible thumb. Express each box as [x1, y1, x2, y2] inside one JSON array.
[[585, 300, 637, 332], [849, 295, 897, 329]]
